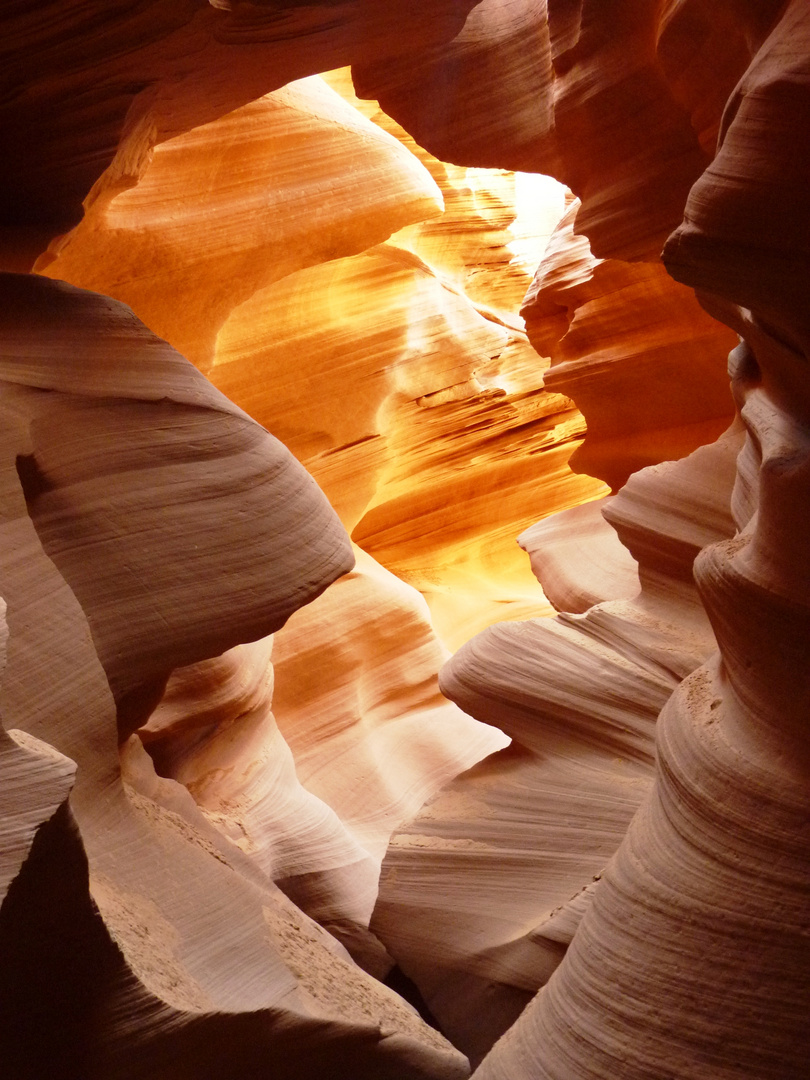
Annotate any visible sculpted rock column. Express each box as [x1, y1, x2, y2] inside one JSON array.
[[474, 2, 810, 1077]]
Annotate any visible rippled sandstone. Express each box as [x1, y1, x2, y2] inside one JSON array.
[[0, 1, 808, 1078], [472, 2, 810, 1077], [0, 274, 467, 1080], [36, 69, 608, 645]]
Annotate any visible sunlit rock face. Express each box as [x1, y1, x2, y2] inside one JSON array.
[[36, 77, 445, 371], [37, 70, 610, 646], [355, 0, 709, 260], [1, 0, 808, 1078], [138, 547, 508, 976], [0, 0, 481, 236], [470, 2, 810, 1078]]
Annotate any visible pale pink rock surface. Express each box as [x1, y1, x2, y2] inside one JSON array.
[[474, 2, 810, 1077], [372, 427, 741, 1064], [271, 547, 509, 867], [0, 273, 469, 1079], [517, 498, 640, 614], [137, 548, 506, 976]]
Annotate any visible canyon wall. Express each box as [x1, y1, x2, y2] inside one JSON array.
[[0, 1, 808, 1078]]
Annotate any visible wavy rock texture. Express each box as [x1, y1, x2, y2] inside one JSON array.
[[0, 0, 481, 235], [356, 12, 738, 496], [355, 0, 555, 174], [0, 600, 76, 908], [134, 637, 388, 977], [371, 424, 741, 1064], [473, 1, 810, 1077], [36, 76, 444, 370], [322, 68, 569, 314], [517, 498, 639, 614], [2, 1, 808, 1078], [271, 548, 509, 869], [208, 215, 592, 646], [4, 274, 353, 721], [521, 198, 737, 490], [0, 273, 469, 1080], [0, 598, 84, 1079], [355, 0, 708, 260], [139, 547, 507, 974], [37, 68, 609, 646]]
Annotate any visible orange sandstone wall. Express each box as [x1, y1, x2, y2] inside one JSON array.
[[0, 2, 808, 1079]]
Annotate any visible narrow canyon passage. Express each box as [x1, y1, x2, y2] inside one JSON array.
[[1, 4, 808, 1079]]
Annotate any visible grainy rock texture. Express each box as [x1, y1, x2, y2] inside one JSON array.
[[0, 274, 468, 1080], [373, 425, 741, 1064], [0, 1, 808, 1078], [472, 1, 810, 1077], [36, 69, 609, 646], [521, 198, 737, 489], [0, 0, 480, 232]]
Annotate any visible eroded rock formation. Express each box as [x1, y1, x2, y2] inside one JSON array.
[[1, 1, 808, 1078], [0, 274, 467, 1079], [371, 421, 742, 1064], [34, 67, 608, 645], [469, 1, 810, 1077], [521, 197, 737, 489]]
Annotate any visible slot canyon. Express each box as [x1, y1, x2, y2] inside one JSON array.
[[0, 2, 808, 1078]]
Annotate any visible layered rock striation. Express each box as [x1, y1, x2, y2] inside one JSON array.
[[0, 1, 808, 1078], [371, 421, 742, 1065], [470, 1, 810, 1077], [34, 69, 609, 645], [0, 274, 469, 1079]]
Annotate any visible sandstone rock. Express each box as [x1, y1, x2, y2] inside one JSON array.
[[0, 0, 479, 233], [0, 273, 467, 1079], [271, 547, 509, 870], [517, 498, 640, 614], [371, 425, 741, 1064], [522, 199, 737, 490], [356, 0, 708, 260], [36, 77, 443, 370], [38, 72, 603, 646], [137, 547, 507, 975], [323, 67, 569, 318], [2, 2, 807, 1076], [354, 0, 555, 174], [0, 600, 76, 909], [474, 1, 810, 1076]]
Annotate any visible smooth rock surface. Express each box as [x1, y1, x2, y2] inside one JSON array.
[[38, 71, 606, 647], [0, 273, 467, 1080], [474, 2, 810, 1076], [37, 77, 444, 370], [139, 546, 507, 974], [0, 0, 480, 233], [372, 427, 741, 1063], [522, 199, 737, 490]]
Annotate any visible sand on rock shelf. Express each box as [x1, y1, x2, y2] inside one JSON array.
[[0, 2, 808, 1079]]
